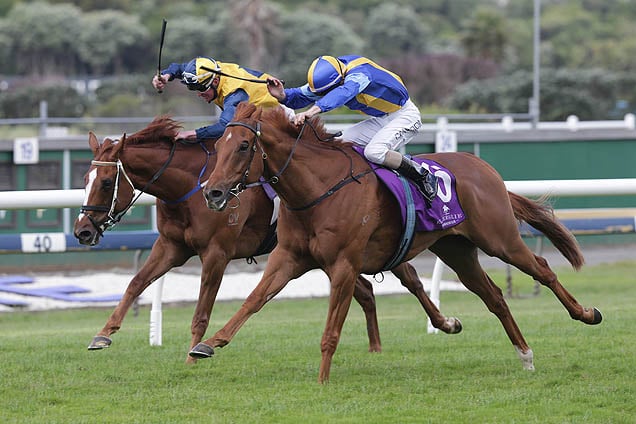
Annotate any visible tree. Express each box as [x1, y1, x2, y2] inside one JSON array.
[[365, 3, 428, 59], [460, 7, 508, 63], [158, 14, 243, 64], [78, 11, 149, 75], [230, 0, 282, 70], [277, 10, 363, 85], [382, 54, 499, 107], [2, 2, 83, 75], [448, 68, 622, 120]]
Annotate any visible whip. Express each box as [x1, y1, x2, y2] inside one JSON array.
[[156, 19, 167, 94]]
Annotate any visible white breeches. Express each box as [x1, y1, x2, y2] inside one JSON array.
[[341, 99, 422, 165]]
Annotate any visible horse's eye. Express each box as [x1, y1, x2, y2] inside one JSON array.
[[101, 179, 113, 191], [239, 141, 250, 152]]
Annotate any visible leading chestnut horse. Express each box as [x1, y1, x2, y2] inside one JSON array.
[[195, 102, 602, 383], [73, 116, 451, 362]]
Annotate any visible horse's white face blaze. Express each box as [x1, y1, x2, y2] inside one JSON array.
[[77, 168, 99, 221], [204, 128, 252, 211]]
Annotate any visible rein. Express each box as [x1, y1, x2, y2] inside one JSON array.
[[226, 119, 371, 211], [200, 65, 285, 86]]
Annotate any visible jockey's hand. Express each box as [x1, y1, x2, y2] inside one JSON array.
[[175, 130, 197, 143], [292, 105, 321, 126], [266, 77, 286, 102], [152, 74, 170, 90]]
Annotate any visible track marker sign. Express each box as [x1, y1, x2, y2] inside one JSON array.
[[20, 233, 66, 253]]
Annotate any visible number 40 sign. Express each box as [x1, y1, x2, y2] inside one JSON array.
[[20, 233, 67, 253]]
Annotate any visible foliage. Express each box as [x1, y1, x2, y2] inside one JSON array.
[[449, 68, 628, 120], [0, 2, 83, 76], [277, 10, 363, 86], [0, 260, 634, 422], [365, 3, 428, 59], [382, 53, 499, 107], [460, 6, 508, 63], [3, 0, 636, 118], [77, 11, 150, 75], [0, 83, 86, 118]]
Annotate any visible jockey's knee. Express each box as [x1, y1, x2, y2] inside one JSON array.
[[363, 144, 387, 165]]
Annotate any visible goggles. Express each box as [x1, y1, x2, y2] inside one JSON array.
[[182, 71, 215, 92]]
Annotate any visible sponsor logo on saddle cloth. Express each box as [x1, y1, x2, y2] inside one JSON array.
[[353, 147, 466, 232]]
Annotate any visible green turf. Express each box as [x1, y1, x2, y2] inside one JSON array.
[[0, 261, 634, 423]]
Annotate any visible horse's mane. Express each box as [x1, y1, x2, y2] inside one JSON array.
[[234, 102, 347, 148], [126, 115, 182, 145]]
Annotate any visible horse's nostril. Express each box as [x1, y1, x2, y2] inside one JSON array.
[[210, 189, 224, 199], [77, 230, 93, 241]]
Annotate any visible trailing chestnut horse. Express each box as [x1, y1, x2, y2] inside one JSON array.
[[196, 102, 602, 383], [74, 116, 432, 362]]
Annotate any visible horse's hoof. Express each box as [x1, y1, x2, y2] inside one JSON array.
[[448, 317, 463, 334], [88, 336, 112, 350], [591, 308, 602, 325], [189, 343, 215, 359]]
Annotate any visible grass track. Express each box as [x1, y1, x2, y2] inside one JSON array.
[[0, 261, 634, 423]]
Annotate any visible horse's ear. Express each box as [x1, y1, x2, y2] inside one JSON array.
[[114, 133, 126, 154], [88, 131, 100, 155]]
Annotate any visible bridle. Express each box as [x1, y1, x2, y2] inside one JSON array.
[[223, 119, 372, 211], [80, 158, 139, 235], [80, 140, 211, 235]]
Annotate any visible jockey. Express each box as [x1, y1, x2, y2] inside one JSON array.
[[267, 55, 438, 202], [152, 56, 291, 142]]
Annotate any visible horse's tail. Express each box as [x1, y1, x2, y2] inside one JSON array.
[[508, 191, 585, 270]]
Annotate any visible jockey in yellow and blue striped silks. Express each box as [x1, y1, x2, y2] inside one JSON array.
[[152, 56, 285, 142], [266, 55, 438, 202]]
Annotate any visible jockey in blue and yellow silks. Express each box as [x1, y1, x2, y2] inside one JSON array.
[[267, 55, 438, 202], [152, 57, 292, 142]]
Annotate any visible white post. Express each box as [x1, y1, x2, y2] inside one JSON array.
[[149, 277, 164, 346], [429, 129, 458, 334], [427, 258, 444, 334]]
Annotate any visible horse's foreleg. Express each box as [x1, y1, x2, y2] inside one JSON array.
[[391, 262, 462, 334], [88, 239, 189, 350], [186, 251, 228, 364], [189, 248, 312, 359], [353, 275, 382, 352], [318, 263, 358, 384], [430, 239, 535, 371]]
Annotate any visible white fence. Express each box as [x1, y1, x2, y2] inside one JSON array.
[[1, 178, 635, 341], [2, 178, 636, 209]]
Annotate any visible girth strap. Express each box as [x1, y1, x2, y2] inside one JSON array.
[[382, 173, 416, 270]]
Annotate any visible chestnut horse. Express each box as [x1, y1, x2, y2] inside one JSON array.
[[73, 116, 453, 362], [195, 102, 602, 383]]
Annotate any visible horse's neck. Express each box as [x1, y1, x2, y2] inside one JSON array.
[[121, 145, 204, 200], [263, 134, 349, 208]]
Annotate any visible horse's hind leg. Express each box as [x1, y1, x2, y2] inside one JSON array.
[[391, 262, 462, 334], [430, 236, 535, 370], [495, 241, 601, 325], [353, 275, 382, 352]]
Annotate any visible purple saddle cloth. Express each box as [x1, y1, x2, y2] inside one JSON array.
[[353, 146, 465, 232]]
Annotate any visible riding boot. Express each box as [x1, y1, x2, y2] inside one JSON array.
[[396, 157, 438, 202]]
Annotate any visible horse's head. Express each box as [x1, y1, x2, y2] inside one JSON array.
[[203, 103, 266, 211], [73, 132, 136, 246]]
